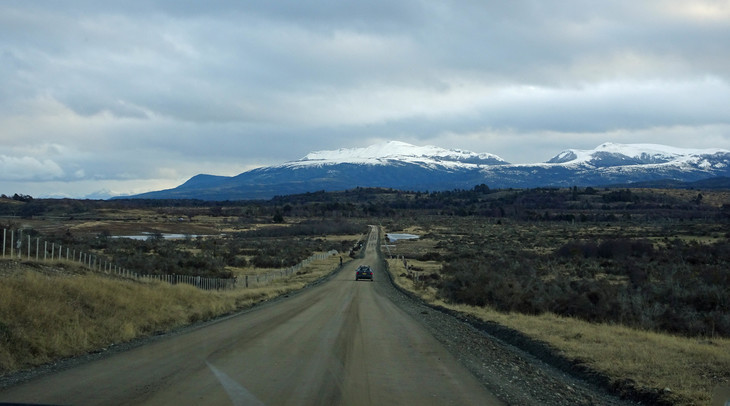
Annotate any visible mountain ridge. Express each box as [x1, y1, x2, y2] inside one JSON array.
[[121, 141, 730, 200]]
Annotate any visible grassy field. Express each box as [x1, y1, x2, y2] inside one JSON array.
[[0, 253, 344, 376], [385, 232, 730, 406]]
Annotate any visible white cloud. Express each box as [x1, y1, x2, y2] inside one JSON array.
[[0, 155, 64, 181], [660, 1, 730, 23]]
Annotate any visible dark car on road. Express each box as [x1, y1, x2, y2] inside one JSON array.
[[355, 265, 373, 281]]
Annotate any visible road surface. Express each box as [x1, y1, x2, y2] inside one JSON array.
[[0, 227, 503, 405]]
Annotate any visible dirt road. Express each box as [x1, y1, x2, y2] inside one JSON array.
[[0, 228, 503, 405]]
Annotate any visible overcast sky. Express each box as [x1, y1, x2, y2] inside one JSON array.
[[2, 1, 729, 198]]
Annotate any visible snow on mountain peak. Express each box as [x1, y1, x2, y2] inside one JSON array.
[[594, 142, 718, 157], [281, 140, 728, 173], [547, 142, 728, 166], [303, 141, 422, 161], [292, 141, 508, 167]]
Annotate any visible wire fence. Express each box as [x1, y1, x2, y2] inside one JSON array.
[[1, 228, 338, 291], [240, 250, 339, 288]]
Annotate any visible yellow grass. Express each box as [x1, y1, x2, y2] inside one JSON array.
[[0, 254, 344, 376], [386, 258, 730, 405]]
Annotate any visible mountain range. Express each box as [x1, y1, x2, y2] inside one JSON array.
[[123, 141, 730, 200]]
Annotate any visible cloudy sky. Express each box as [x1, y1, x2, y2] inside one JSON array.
[[2, 1, 729, 198]]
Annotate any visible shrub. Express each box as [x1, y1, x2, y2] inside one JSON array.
[[439, 235, 730, 337]]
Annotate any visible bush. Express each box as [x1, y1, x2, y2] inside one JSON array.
[[556, 241, 598, 258]]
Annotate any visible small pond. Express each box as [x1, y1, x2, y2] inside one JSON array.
[[111, 233, 215, 240], [386, 233, 419, 242]]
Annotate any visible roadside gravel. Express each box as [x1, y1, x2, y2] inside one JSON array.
[[375, 257, 642, 406]]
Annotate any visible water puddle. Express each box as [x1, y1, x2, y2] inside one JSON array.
[[111, 232, 216, 240], [386, 233, 419, 241]]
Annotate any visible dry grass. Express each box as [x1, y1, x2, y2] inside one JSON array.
[[0, 254, 343, 376], [226, 251, 344, 277], [386, 257, 730, 405], [67, 218, 220, 236], [0, 266, 230, 373]]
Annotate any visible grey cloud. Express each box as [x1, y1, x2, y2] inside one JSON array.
[[4, 1, 727, 122], [0, 0, 728, 197]]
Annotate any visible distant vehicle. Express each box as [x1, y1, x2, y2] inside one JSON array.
[[355, 265, 373, 281]]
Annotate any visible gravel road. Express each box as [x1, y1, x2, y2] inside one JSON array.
[[0, 227, 640, 405]]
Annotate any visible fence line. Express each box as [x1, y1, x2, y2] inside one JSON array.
[[1, 228, 338, 291], [240, 250, 338, 288], [396, 254, 428, 287]]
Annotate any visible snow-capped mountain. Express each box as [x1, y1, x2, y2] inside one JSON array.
[[124, 142, 730, 200], [546, 142, 728, 168], [291, 141, 508, 168]]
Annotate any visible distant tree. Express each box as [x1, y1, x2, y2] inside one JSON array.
[[273, 211, 284, 223], [12, 193, 33, 202], [473, 184, 490, 193]]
